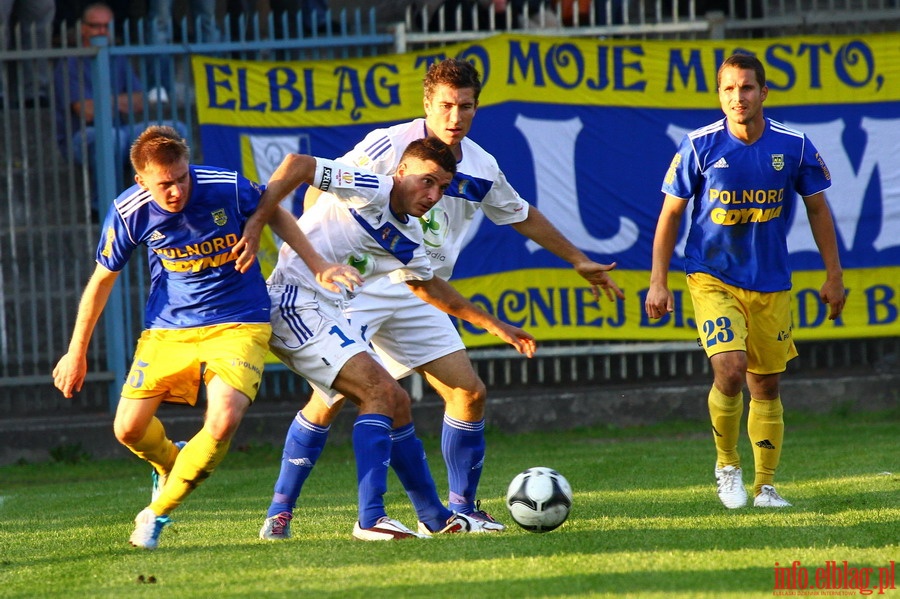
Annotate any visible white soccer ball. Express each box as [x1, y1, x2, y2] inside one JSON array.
[[505, 467, 573, 532]]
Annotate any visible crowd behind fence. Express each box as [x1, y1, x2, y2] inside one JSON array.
[[0, 1, 898, 419]]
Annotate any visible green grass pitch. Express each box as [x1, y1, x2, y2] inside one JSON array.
[[1, 408, 897, 598]]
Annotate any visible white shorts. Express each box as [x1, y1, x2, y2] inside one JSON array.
[[344, 277, 466, 380], [268, 284, 370, 405]]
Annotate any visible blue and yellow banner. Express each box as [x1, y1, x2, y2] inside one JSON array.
[[192, 33, 900, 345]]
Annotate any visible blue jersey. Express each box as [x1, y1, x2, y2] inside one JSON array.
[[662, 117, 831, 292], [97, 166, 270, 328]]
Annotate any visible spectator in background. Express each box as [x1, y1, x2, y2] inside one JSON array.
[[428, 0, 558, 31], [53, 2, 188, 214], [225, 0, 257, 39], [270, 0, 330, 36], [0, 0, 56, 106], [146, 0, 219, 101]]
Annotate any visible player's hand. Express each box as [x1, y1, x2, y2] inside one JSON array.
[[490, 322, 537, 358], [233, 216, 265, 273], [52, 353, 87, 399], [314, 263, 364, 294], [820, 277, 846, 320], [574, 260, 625, 302], [644, 284, 674, 319]]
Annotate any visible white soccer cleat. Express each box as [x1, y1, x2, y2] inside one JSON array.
[[352, 516, 430, 541], [129, 508, 171, 550], [468, 500, 506, 531], [754, 484, 792, 508], [417, 512, 482, 535], [715, 465, 748, 509], [259, 511, 293, 540]]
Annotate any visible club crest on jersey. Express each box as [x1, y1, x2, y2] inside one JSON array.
[[771, 154, 784, 172], [212, 209, 227, 226], [457, 178, 470, 195]]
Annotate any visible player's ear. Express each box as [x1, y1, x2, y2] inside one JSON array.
[[134, 173, 146, 189]]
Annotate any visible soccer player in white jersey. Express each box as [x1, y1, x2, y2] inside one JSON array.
[[51, 125, 358, 549], [253, 137, 537, 540], [645, 53, 846, 509], [253, 57, 624, 535]]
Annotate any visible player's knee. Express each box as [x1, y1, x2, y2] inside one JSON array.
[[204, 405, 247, 441], [113, 420, 144, 446], [446, 377, 486, 409], [712, 354, 747, 395], [302, 393, 342, 426], [371, 379, 410, 417]]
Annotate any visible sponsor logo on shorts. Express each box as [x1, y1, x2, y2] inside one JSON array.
[[231, 358, 262, 377]]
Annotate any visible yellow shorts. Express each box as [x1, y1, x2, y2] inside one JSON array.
[[122, 323, 272, 405], [687, 272, 798, 375]]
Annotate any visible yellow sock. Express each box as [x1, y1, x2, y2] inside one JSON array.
[[708, 386, 744, 468], [125, 416, 178, 476], [149, 427, 230, 516], [748, 396, 784, 495]]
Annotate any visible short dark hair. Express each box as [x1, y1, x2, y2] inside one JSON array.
[[718, 53, 766, 89], [401, 137, 457, 176], [130, 125, 190, 172], [423, 58, 482, 103]]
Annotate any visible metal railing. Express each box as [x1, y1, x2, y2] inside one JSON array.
[[1, 2, 898, 417]]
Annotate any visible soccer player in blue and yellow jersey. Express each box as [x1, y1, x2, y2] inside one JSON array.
[[645, 53, 846, 509], [52, 125, 359, 549]]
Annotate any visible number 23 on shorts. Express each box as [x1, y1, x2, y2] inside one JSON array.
[[702, 316, 735, 348]]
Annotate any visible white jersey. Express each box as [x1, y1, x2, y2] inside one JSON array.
[[268, 158, 434, 301], [341, 118, 530, 282]]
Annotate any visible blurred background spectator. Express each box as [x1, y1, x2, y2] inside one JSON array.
[[54, 2, 188, 214], [0, 0, 56, 106]]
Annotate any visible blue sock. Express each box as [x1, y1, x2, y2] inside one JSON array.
[[442, 415, 486, 515], [353, 413, 393, 528], [267, 412, 330, 518], [391, 423, 453, 532]]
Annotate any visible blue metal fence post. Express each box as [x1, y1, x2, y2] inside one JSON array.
[[91, 34, 128, 412]]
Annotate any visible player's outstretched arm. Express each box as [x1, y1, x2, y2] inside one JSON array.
[[233, 154, 319, 272], [407, 277, 536, 358], [52, 265, 120, 398], [510, 205, 624, 302], [267, 205, 362, 293]]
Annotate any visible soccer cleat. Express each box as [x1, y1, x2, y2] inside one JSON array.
[[259, 511, 293, 540], [715, 465, 748, 509], [416, 512, 481, 535], [352, 516, 430, 541], [468, 500, 506, 531], [151, 440, 187, 503], [754, 484, 792, 508], [129, 508, 172, 550]]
